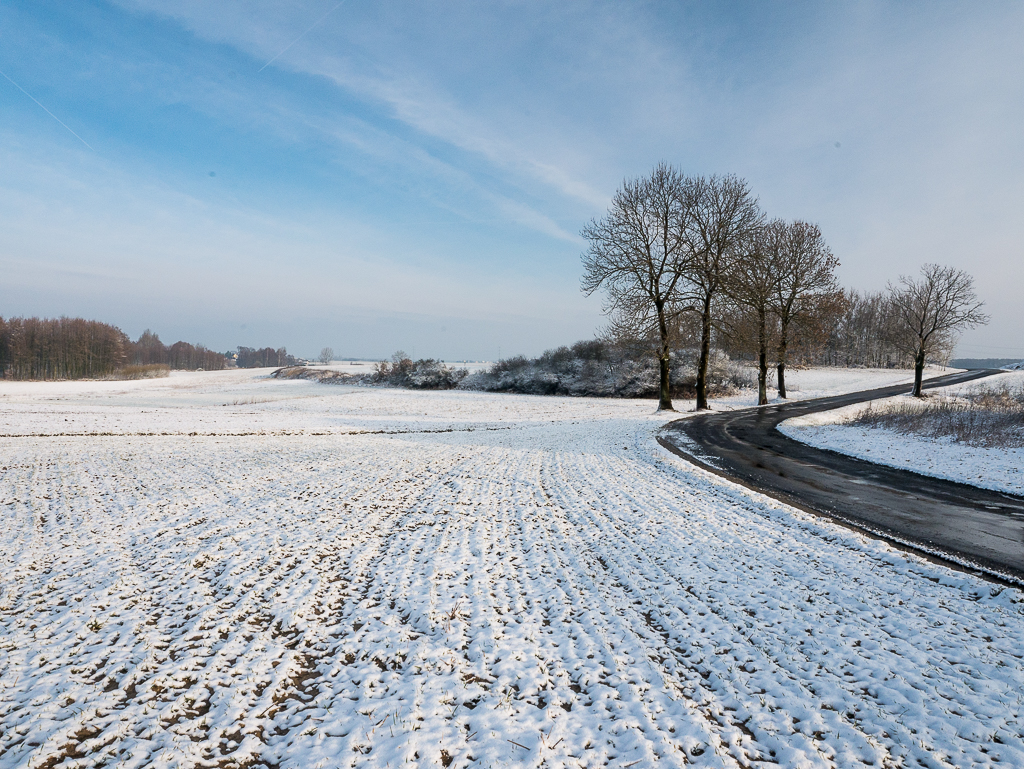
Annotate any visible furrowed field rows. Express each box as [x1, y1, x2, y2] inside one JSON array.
[[1, 381, 1022, 768]]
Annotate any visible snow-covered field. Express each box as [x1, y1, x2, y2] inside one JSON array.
[[780, 371, 1024, 496], [2, 369, 1022, 769]]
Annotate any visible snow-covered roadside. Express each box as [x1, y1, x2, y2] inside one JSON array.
[[1, 370, 1022, 768], [708, 364, 956, 411], [780, 371, 1024, 496]]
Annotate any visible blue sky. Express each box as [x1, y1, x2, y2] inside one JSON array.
[[2, 1, 1022, 360]]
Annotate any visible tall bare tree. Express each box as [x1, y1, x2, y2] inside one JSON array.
[[319, 347, 334, 365], [771, 221, 840, 398], [888, 264, 989, 397], [581, 164, 690, 410], [726, 220, 784, 405], [681, 174, 763, 410]]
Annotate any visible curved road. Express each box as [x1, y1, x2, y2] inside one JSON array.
[[659, 369, 1024, 584]]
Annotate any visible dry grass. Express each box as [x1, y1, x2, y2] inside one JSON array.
[[854, 383, 1024, 448], [108, 364, 170, 380], [222, 396, 276, 406]]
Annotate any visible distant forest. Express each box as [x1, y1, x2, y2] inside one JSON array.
[[235, 346, 299, 369], [0, 316, 297, 380], [132, 329, 229, 371]]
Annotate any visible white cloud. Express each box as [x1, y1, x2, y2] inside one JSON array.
[[114, 0, 612, 210]]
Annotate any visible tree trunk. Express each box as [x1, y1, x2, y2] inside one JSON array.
[[656, 302, 674, 411], [913, 350, 925, 397], [776, 321, 789, 399], [757, 306, 768, 406], [696, 295, 713, 410], [658, 355, 673, 410]]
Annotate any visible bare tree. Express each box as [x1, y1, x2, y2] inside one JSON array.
[[771, 221, 840, 398], [888, 264, 989, 397], [319, 347, 334, 365], [726, 220, 783, 405], [680, 174, 763, 410], [581, 164, 690, 410]]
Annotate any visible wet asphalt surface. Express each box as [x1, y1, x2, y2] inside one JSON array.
[[659, 370, 1024, 584]]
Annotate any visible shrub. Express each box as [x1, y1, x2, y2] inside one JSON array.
[[373, 353, 469, 389], [108, 364, 171, 380], [853, 383, 1024, 448], [459, 340, 753, 399]]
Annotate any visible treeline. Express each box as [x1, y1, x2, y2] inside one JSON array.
[[718, 289, 919, 371], [817, 290, 916, 368], [135, 331, 298, 370], [131, 330, 226, 371], [236, 346, 298, 369], [0, 317, 129, 380], [133, 335, 299, 370], [0, 315, 314, 381], [0, 317, 227, 380]]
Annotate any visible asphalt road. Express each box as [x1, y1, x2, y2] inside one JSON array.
[[659, 369, 1024, 584]]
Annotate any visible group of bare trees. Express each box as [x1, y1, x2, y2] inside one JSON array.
[[130, 330, 226, 371], [582, 165, 840, 410], [811, 290, 909, 370], [235, 346, 297, 369], [734, 268, 988, 399], [582, 164, 987, 409], [0, 318, 228, 380], [721, 219, 842, 405], [0, 317, 129, 380], [809, 275, 988, 396], [0, 316, 308, 379]]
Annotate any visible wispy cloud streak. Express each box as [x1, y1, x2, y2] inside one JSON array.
[[0, 67, 94, 151], [257, 0, 348, 73]]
